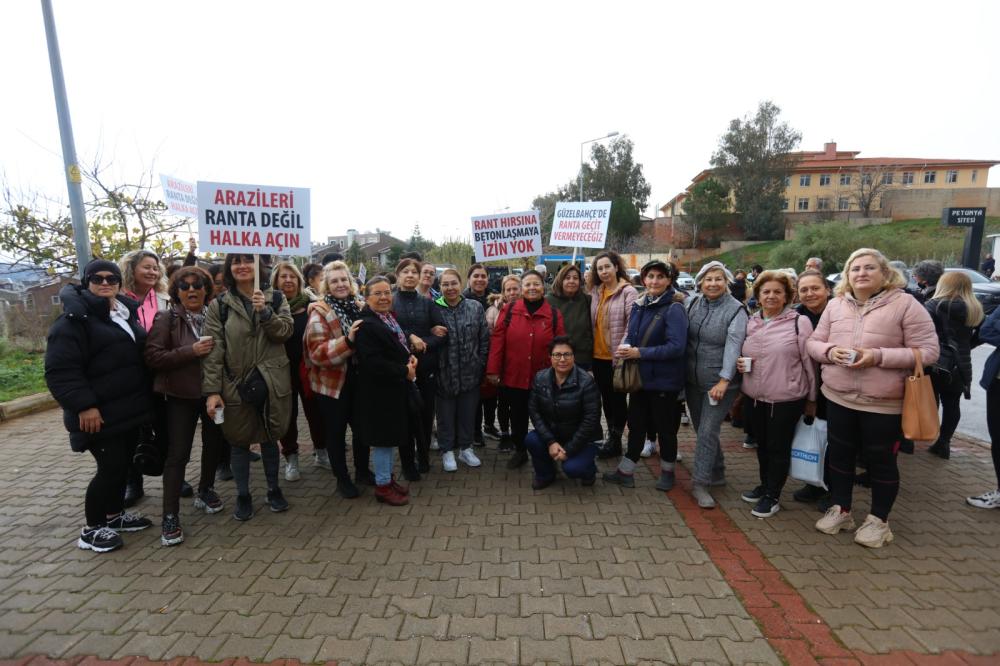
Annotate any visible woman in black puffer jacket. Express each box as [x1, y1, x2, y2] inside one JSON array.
[[45, 260, 153, 554], [925, 271, 984, 459]]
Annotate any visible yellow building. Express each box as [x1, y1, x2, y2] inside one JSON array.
[[661, 142, 998, 217]]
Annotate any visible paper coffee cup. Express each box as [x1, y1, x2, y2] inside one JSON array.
[[740, 357, 753, 373], [213, 406, 225, 424], [199, 335, 212, 343], [845, 350, 858, 364], [619, 343, 631, 349], [708, 393, 719, 406]]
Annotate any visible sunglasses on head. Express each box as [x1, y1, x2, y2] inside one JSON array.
[[178, 281, 205, 291], [89, 274, 121, 285]]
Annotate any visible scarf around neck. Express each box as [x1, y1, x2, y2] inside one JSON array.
[[325, 295, 362, 328]]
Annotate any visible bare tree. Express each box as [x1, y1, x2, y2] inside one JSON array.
[[837, 164, 899, 217]]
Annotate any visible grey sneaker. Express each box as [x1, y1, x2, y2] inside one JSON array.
[[655, 471, 675, 491], [691, 484, 716, 509], [854, 514, 893, 548]]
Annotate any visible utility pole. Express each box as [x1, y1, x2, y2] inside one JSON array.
[[41, 0, 91, 278]]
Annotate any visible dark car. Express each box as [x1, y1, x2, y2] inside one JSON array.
[[944, 267, 1000, 315]]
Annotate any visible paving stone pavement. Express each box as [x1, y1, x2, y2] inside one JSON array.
[[0, 406, 997, 665]]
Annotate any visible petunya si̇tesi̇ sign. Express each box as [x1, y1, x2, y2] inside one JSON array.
[[197, 181, 311, 256], [548, 201, 612, 249], [472, 209, 543, 261]]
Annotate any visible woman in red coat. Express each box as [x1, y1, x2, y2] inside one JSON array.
[[487, 270, 566, 469]]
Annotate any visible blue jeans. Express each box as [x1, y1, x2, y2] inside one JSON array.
[[373, 447, 394, 486], [524, 430, 598, 482]]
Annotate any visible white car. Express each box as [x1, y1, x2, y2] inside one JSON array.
[[676, 272, 695, 291]]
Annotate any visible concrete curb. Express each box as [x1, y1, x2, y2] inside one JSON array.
[[0, 392, 57, 422]]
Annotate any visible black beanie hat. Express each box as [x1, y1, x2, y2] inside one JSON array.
[[82, 259, 122, 284]]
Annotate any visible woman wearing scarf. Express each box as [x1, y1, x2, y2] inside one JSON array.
[[354, 276, 417, 506], [304, 261, 370, 499], [273, 261, 325, 481]]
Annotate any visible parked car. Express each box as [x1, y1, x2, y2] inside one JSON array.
[[944, 267, 1000, 314], [626, 268, 641, 282], [676, 272, 695, 291]]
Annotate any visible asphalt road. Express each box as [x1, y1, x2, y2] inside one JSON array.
[[955, 343, 995, 443]]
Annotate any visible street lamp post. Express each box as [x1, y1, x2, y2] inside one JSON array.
[[574, 131, 618, 263]]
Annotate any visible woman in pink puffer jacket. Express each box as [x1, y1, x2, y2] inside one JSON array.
[[807, 248, 938, 549]]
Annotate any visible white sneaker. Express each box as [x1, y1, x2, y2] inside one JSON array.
[[442, 451, 457, 472], [284, 454, 301, 482], [854, 514, 893, 548], [640, 439, 656, 458], [430, 437, 440, 451], [815, 505, 855, 535], [967, 489, 1000, 509], [313, 449, 331, 470], [680, 413, 690, 425], [458, 448, 482, 468], [675, 451, 683, 462]]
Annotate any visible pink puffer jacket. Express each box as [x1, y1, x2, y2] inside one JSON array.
[[807, 289, 939, 410], [741, 308, 817, 404], [590, 279, 638, 354]]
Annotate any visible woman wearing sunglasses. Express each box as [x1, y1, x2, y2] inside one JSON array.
[[46, 260, 154, 553]]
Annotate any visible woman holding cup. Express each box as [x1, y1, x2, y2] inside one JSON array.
[[736, 271, 817, 518], [684, 261, 748, 508], [145, 267, 226, 545], [807, 248, 938, 547]]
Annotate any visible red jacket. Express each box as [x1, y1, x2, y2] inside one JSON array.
[[487, 299, 566, 390]]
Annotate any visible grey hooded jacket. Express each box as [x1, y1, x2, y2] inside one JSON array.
[[684, 293, 748, 392]]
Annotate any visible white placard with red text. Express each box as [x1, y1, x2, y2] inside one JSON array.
[[160, 174, 198, 217], [549, 201, 612, 249], [471, 210, 543, 262], [197, 181, 311, 256]]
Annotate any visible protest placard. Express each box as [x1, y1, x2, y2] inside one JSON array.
[[197, 181, 311, 256], [471, 210, 543, 262], [160, 175, 199, 217], [548, 201, 612, 249]]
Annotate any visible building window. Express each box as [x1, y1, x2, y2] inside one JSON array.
[[838, 197, 851, 210], [924, 171, 936, 184], [972, 170, 978, 183], [946, 170, 958, 183], [819, 174, 831, 186], [839, 174, 851, 186], [799, 175, 811, 187], [902, 171, 914, 185], [817, 197, 831, 211], [796, 197, 809, 211], [781, 198, 788, 211], [24, 295, 34, 311], [783, 175, 790, 187], [50, 295, 61, 305], [881, 172, 894, 185]]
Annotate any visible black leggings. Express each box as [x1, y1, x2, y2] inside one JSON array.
[[625, 391, 679, 463], [826, 401, 901, 521], [933, 384, 963, 449], [501, 386, 530, 452], [988, 381, 1000, 488], [86, 429, 138, 527], [163, 397, 224, 516], [748, 398, 805, 498], [316, 372, 370, 481], [592, 359, 628, 435]]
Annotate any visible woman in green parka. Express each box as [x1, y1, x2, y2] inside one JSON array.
[[203, 254, 294, 522], [546, 263, 593, 370]]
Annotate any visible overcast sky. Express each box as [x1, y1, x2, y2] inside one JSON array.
[[2, 0, 998, 248]]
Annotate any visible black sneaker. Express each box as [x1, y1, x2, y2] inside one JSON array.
[[483, 425, 501, 440], [161, 514, 184, 547], [793, 484, 826, 503], [356, 469, 376, 486], [234, 494, 254, 521], [249, 450, 262, 462], [506, 449, 528, 469], [498, 434, 513, 452], [267, 488, 289, 513], [216, 462, 234, 482], [78, 526, 123, 553], [106, 511, 152, 532], [741, 485, 766, 504], [179, 480, 194, 498], [751, 496, 780, 518], [337, 478, 360, 499], [194, 488, 224, 514], [602, 470, 636, 488]]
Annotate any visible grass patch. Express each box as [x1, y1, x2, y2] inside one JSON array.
[[0, 347, 47, 402]]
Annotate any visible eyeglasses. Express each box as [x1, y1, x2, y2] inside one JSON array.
[[368, 290, 392, 298], [89, 274, 121, 285], [550, 352, 574, 359], [178, 281, 205, 291]]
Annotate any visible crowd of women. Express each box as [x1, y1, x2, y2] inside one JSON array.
[[44, 244, 1000, 555]]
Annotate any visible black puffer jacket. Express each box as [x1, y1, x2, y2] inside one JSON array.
[[926, 297, 976, 395], [393, 288, 446, 374], [528, 365, 603, 456], [45, 284, 151, 451]]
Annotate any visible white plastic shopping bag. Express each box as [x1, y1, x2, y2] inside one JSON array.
[[789, 417, 828, 490]]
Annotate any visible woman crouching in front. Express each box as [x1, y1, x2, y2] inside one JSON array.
[[808, 248, 938, 547], [354, 276, 417, 505], [737, 270, 816, 519]]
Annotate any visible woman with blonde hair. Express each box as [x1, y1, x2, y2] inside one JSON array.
[[808, 248, 938, 548], [925, 270, 984, 459]]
